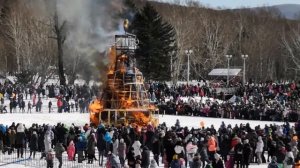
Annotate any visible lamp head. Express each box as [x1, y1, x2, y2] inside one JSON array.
[[185, 49, 193, 55]]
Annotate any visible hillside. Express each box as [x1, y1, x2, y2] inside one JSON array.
[[272, 4, 300, 19], [140, 0, 300, 82]]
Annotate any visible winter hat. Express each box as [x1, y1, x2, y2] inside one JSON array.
[[214, 153, 220, 160], [258, 136, 262, 141], [17, 124, 24, 133], [271, 156, 277, 162]]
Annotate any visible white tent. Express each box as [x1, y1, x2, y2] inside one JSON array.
[[208, 68, 241, 76]]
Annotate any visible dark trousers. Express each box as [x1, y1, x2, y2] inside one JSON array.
[[17, 148, 24, 158], [154, 154, 159, 166], [98, 150, 105, 166], [57, 156, 62, 168], [47, 160, 53, 168], [30, 150, 36, 158], [78, 151, 84, 163]]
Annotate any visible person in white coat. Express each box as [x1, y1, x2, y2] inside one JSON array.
[[113, 138, 119, 155], [174, 141, 185, 159], [132, 139, 141, 157], [255, 136, 264, 165], [44, 126, 54, 153], [283, 146, 294, 168]]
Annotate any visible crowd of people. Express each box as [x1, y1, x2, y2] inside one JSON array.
[[149, 81, 300, 122], [1, 79, 300, 123], [0, 120, 300, 168], [0, 82, 99, 114]]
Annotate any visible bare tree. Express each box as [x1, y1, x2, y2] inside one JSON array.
[[50, 0, 67, 86]]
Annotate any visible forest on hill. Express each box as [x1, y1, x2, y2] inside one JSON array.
[[144, 0, 300, 82], [0, 0, 300, 85]]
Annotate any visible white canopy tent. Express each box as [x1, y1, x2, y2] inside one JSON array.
[[208, 68, 241, 76]]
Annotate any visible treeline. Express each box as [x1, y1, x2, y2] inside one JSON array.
[[1, 0, 300, 85], [132, 0, 300, 82], [0, 0, 120, 85]]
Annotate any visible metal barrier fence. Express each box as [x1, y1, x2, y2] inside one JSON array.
[[0, 148, 102, 168]]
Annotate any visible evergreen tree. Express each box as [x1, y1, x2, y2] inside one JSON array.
[[130, 2, 176, 81]]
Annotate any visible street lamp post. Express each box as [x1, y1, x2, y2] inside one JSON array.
[[241, 54, 248, 85], [185, 49, 193, 85], [170, 51, 175, 81], [225, 55, 232, 87]]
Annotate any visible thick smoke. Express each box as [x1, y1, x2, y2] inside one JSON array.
[[29, 0, 125, 83], [57, 0, 123, 53]]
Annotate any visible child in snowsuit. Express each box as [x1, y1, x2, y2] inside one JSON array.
[[67, 140, 75, 161]]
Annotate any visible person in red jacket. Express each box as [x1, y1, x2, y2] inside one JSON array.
[[207, 135, 217, 161]]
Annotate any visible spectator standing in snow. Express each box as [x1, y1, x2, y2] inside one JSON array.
[[48, 101, 52, 113], [255, 136, 264, 165], [27, 101, 32, 113]]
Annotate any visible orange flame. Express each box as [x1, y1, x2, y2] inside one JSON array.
[[89, 99, 103, 125]]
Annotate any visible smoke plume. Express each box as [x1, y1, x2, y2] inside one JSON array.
[[30, 0, 126, 83]]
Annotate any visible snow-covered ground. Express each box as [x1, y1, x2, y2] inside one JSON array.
[[0, 96, 290, 167]]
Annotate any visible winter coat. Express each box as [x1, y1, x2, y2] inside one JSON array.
[[276, 146, 286, 163], [132, 140, 142, 157], [199, 147, 209, 162], [230, 136, 240, 149], [8, 130, 16, 146], [87, 136, 96, 155], [243, 143, 252, 165], [44, 127, 54, 152], [268, 161, 279, 168], [149, 159, 158, 168], [111, 154, 121, 168], [54, 143, 65, 158], [15, 124, 26, 147], [283, 151, 294, 168], [76, 136, 87, 151], [127, 150, 136, 167], [170, 160, 181, 168], [29, 133, 38, 151], [255, 138, 264, 153], [164, 139, 175, 164], [118, 141, 126, 158], [113, 139, 119, 155], [186, 142, 198, 162], [214, 159, 224, 168], [234, 143, 243, 160], [141, 147, 150, 168], [97, 132, 106, 151], [191, 156, 202, 168], [152, 138, 161, 156], [67, 141, 75, 159], [174, 145, 185, 158], [207, 136, 217, 152]]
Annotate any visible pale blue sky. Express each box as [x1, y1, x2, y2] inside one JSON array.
[[157, 0, 300, 9]]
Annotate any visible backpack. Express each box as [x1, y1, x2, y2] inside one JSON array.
[[286, 157, 294, 165]]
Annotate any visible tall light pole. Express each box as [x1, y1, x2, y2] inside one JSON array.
[[185, 49, 193, 85], [241, 54, 248, 85], [170, 51, 175, 82], [225, 55, 232, 87]]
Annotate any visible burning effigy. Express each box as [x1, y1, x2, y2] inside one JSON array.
[[89, 22, 158, 127]]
